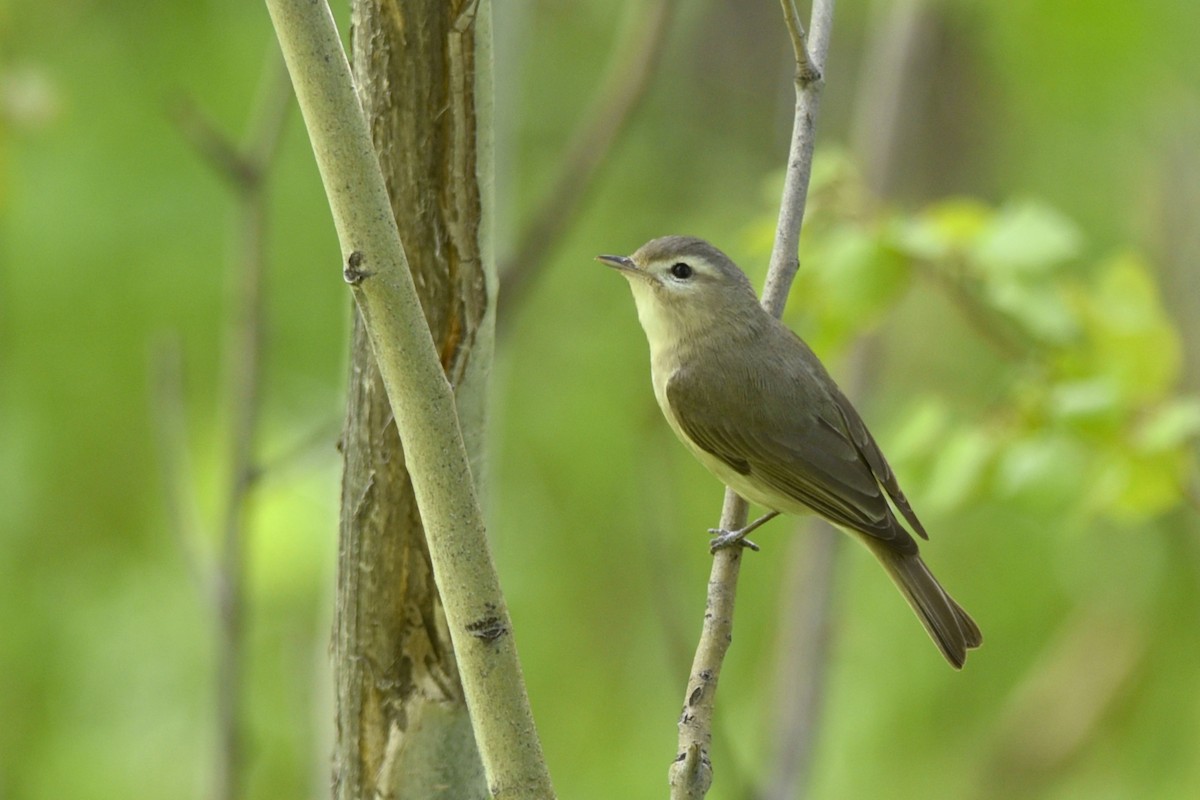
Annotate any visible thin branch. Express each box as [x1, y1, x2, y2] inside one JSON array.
[[669, 3, 836, 797], [780, 0, 821, 84], [170, 51, 294, 195], [640, 426, 760, 798], [213, 55, 291, 800], [171, 97, 261, 191], [171, 50, 292, 800], [263, 2, 554, 797], [243, 48, 296, 170], [670, 489, 751, 800], [848, 0, 927, 198], [761, 0, 835, 317], [498, 0, 677, 333]]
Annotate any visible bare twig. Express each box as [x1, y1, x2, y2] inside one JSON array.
[[498, 0, 677, 333], [213, 54, 291, 800], [668, 3, 835, 798], [243, 50, 296, 172], [171, 52, 294, 196], [779, 0, 821, 84], [171, 99, 261, 191], [170, 49, 292, 800], [640, 426, 759, 798], [761, 0, 834, 317], [670, 489, 751, 800]]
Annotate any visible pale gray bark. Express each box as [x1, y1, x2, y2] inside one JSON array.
[[263, 0, 553, 797]]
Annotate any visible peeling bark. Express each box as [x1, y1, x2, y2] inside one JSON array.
[[334, 2, 495, 798]]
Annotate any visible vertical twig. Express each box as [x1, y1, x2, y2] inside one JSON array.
[[667, 3, 835, 798], [761, 0, 834, 316], [168, 49, 293, 800]]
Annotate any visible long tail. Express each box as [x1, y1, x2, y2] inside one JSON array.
[[866, 541, 982, 669]]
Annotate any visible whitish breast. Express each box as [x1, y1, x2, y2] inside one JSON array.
[[648, 352, 805, 515]]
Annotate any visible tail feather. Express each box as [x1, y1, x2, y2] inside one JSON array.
[[867, 541, 982, 669]]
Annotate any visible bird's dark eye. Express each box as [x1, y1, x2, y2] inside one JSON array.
[[669, 262, 693, 280]]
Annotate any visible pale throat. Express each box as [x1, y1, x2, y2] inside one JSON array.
[[630, 292, 675, 353]]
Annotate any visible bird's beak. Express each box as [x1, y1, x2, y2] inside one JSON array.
[[596, 254, 638, 274]]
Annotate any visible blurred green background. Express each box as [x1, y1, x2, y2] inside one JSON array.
[[3, 0, 1199, 798]]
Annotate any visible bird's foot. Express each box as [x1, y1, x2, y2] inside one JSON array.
[[708, 511, 780, 554], [708, 527, 760, 553]]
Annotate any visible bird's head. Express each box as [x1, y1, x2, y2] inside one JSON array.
[[597, 236, 762, 349]]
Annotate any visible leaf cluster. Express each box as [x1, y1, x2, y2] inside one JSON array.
[[746, 152, 1199, 522]]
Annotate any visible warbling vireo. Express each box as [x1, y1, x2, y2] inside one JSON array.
[[599, 235, 981, 668]]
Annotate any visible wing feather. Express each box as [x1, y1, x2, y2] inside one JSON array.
[[666, 344, 920, 550]]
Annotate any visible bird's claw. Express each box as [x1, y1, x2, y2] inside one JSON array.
[[707, 511, 779, 553], [708, 527, 760, 553]]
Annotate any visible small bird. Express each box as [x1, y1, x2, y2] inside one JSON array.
[[598, 235, 982, 668]]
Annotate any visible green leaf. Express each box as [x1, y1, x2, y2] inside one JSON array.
[[890, 199, 993, 261], [972, 200, 1083, 276], [924, 427, 997, 512], [806, 147, 859, 198], [1049, 377, 1121, 423], [886, 397, 951, 467], [1134, 397, 1200, 452], [1077, 253, 1181, 401], [811, 226, 911, 319], [996, 433, 1087, 506], [1095, 447, 1190, 520], [986, 278, 1079, 344]]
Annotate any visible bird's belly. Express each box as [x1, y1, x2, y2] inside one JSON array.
[[685, 439, 811, 516]]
